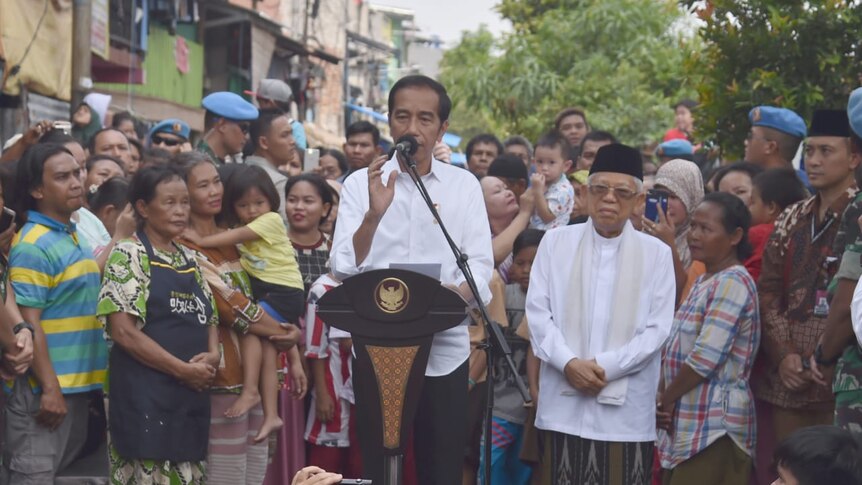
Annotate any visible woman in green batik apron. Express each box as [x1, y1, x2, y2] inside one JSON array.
[[97, 165, 219, 484]]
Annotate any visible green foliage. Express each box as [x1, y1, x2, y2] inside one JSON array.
[[690, 0, 862, 158], [438, 27, 502, 144], [439, 0, 698, 148], [496, 0, 573, 34]]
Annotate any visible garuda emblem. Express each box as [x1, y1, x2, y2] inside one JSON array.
[[375, 278, 409, 314]]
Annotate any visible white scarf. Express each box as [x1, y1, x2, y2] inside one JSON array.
[[564, 219, 645, 405]]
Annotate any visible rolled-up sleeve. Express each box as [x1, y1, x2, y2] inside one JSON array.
[[526, 233, 576, 373], [685, 276, 748, 378], [453, 183, 494, 305], [330, 171, 370, 280], [594, 244, 675, 382]]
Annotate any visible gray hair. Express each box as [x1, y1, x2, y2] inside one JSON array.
[[588, 173, 644, 193], [503, 135, 534, 159]]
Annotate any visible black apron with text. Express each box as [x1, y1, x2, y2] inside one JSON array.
[[108, 231, 213, 462]]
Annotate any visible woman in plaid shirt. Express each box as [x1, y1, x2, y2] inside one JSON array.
[[657, 192, 761, 484]]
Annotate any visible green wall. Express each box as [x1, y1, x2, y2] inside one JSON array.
[[95, 24, 203, 107]]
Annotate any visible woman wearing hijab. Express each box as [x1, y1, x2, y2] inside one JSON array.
[[642, 158, 706, 304]]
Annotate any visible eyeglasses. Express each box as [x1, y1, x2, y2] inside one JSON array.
[[588, 183, 638, 200], [152, 135, 182, 147]]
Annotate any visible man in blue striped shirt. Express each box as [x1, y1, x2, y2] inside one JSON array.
[[3, 143, 107, 484]]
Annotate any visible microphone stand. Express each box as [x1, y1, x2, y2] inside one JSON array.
[[399, 150, 531, 485]]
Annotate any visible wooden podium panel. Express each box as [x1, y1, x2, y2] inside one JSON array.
[[317, 269, 467, 467]]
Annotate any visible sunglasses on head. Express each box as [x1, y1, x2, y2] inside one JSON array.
[[152, 134, 183, 147]]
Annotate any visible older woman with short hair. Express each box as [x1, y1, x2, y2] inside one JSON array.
[[98, 164, 220, 484]]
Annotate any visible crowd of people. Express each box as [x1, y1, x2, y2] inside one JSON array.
[[0, 72, 860, 485]]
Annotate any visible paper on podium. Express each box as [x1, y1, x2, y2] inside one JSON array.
[[388, 263, 441, 280]]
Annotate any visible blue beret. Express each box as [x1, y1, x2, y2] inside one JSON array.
[[748, 106, 806, 138], [148, 118, 190, 140], [201, 92, 259, 121], [656, 139, 694, 157], [848, 87, 862, 137]]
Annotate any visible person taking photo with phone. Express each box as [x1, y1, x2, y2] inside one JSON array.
[[642, 158, 705, 304]]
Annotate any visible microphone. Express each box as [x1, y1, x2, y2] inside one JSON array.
[[394, 135, 418, 165]]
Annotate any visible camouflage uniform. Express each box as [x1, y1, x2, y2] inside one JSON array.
[[195, 139, 242, 165], [831, 192, 862, 432]]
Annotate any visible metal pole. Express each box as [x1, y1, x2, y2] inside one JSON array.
[[343, 0, 350, 134], [299, 0, 310, 122], [71, 0, 93, 114], [383, 454, 402, 485]]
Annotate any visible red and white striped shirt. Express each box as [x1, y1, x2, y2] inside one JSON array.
[[304, 274, 354, 447]]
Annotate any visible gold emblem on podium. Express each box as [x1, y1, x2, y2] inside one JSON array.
[[375, 278, 409, 314]]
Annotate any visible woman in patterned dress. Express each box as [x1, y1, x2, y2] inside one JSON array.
[[97, 165, 220, 484]]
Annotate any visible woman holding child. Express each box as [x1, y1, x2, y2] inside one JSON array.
[[173, 153, 305, 484]]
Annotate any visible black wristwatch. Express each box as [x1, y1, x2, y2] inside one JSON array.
[[814, 343, 839, 366], [13, 321, 34, 336]]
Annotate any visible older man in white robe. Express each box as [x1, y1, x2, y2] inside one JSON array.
[[527, 143, 676, 485]]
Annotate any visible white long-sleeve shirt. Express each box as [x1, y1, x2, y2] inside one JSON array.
[[330, 156, 493, 376], [526, 223, 675, 442]]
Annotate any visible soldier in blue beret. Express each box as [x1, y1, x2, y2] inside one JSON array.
[[655, 139, 694, 165], [744, 106, 809, 184], [147, 118, 191, 155], [196, 92, 259, 165]]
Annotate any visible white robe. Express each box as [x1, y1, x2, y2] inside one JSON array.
[[526, 222, 675, 442]]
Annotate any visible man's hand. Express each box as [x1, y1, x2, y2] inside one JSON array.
[[36, 387, 67, 430], [808, 353, 834, 387], [368, 155, 396, 221], [21, 121, 54, 147], [291, 466, 342, 485], [779, 353, 811, 391], [433, 142, 452, 163], [564, 358, 607, 395], [269, 324, 302, 352]]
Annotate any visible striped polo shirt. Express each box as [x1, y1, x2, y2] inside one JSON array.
[[9, 211, 107, 394]]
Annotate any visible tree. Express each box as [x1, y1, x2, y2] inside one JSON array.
[[690, 0, 862, 158], [438, 27, 502, 147], [439, 0, 699, 147]]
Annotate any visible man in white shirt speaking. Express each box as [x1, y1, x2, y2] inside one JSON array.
[[526, 143, 675, 485], [330, 75, 493, 485]]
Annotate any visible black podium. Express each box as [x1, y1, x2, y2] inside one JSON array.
[[316, 268, 469, 485]]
